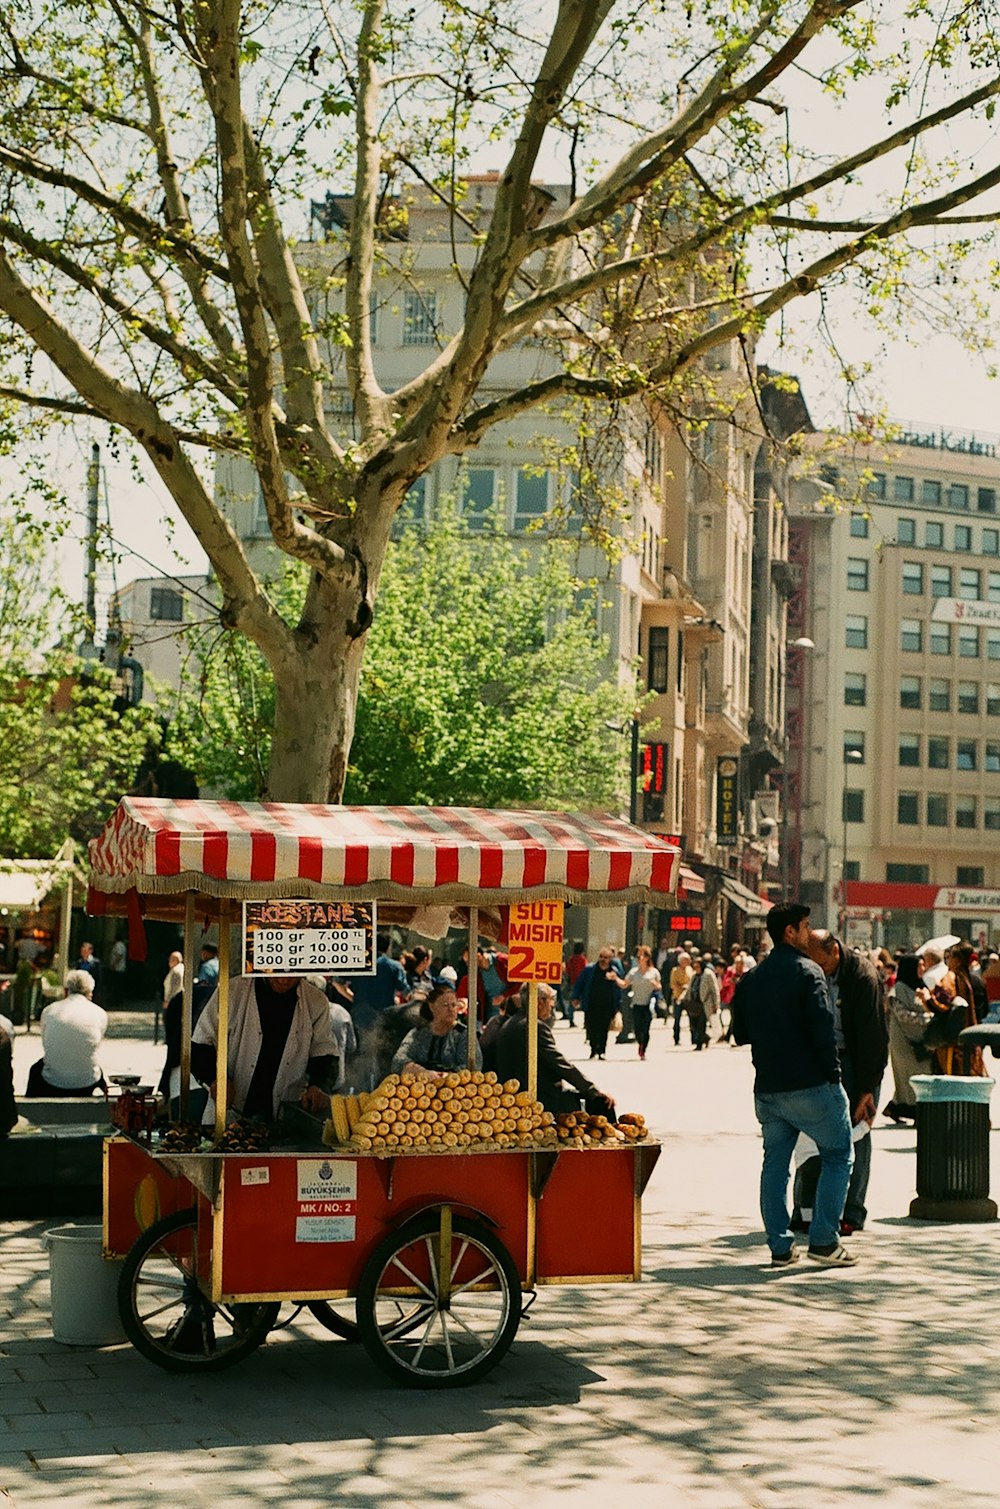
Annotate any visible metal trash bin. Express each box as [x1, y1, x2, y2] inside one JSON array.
[[43, 1225, 126, 1345], [909, 1075, 997, 1222]]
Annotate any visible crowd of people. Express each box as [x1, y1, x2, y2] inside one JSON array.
[[5, 922, 998, 1194]]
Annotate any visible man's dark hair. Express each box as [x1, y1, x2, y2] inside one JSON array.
[[766, 901, 810, 947], [376, 932, 392, 955]]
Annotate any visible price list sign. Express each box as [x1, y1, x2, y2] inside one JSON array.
[[243, 899, 376, 975]]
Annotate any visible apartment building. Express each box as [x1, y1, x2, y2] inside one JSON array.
[[111, 574, 216, 692], [789, 421, 1000, 950]]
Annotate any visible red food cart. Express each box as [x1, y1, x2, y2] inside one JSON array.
[[89, 799, 676, 1387]]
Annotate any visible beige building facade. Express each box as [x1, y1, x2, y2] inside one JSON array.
[[789, 422, 1000, 951]]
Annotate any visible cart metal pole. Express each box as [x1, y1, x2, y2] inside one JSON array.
[[214, 901, 231, 1138], [466, 907, 479, 1069], [179, 892, 195, 1122], [527, 981, 538, 1103]]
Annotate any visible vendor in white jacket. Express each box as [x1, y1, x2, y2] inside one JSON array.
[[191, 975, 338, 1120]]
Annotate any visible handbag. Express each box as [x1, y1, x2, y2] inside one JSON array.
[[922, 999, 968, 1050]]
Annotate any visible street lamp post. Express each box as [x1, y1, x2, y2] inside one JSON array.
[[841, 746, 864, 936]]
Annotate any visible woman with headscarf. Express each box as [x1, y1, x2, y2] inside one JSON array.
[[883, 954, 932, 1123]]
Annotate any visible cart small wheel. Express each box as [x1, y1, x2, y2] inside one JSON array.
[[118, 1208, 280, 1372], [356, 1211, 522, 1388]]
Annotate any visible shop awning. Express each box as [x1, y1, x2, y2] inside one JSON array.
[[0, 851, 77, 911], [720, 875, 772, 920], [87, 798, 679, 911], [678, 865, 705, 896]]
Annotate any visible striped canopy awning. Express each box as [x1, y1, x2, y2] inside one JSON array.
[[87, 798, 678, 910]]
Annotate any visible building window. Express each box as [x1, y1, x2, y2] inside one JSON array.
[[898, 734, 920, 767], [956, 795, 977, 829], [149, 586, 184, 621], [927, 736, 949, 769], [927, 793, 948, 827], [958, 626, 980, 659], [958, 680, 979, 714], [925, 520, 944, 548], [459, 467, 497, 529], [955, 524, 972, 551], [514, 468, 549, 530], [843, 789, 864, 823], [844, 730, 865, 763], [958, 866, 985, 886], [959, 568, 981, 601], [897, 791, 919, 825], [988, 631, 1000, 662], [676, 629, 684, 692], [986, 800, 1000, 831], [850, 514, 869, 538], [930, 565, 952, 598], [845, 671, 867, 707], [897, 517, 916, 545], [899, 676, 920, 709], [986, 741, 1000, 772], [900, 619, 922, 652], [978, 488, 997, 514], [929, 623, 951, 656], [868, 473, 886, 499], [402, 289, 438, 345], [893, 476, 915, 502], [929, 678, 950, 712], [843, 860, 861, 881], [888, 862, 929, 882], [847, 557, 869, 591], [647, 626, 669, 693], [902, 562, 924, 595], [845, 615, 868, 649], [922, 479, 942, 506], [984, 528, 999, 555], [949, 483, 970, 511], [988, 571, 1000, 603], [957, 738, 977, 771], [988, 683, 1000, 716]]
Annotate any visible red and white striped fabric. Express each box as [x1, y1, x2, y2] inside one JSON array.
[[87, 798, 678, 906]]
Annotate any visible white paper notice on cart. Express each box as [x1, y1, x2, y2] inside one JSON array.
[[295, 1159, 358, 1242]]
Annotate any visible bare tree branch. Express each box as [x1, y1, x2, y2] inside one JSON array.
[[193, 0, 358, 585], [344, 0, 389, 431], [0, 143, 230, 284]]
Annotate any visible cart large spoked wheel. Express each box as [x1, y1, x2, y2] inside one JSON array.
[[118, 1209, 280, 1372], [356, 1208, 522, 1388]]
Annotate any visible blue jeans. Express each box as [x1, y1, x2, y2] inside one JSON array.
[[754, 1082, 853, 1253]]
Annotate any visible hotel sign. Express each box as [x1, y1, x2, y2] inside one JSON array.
[[716, 756, 739, 845], [931, 598, 1000, 627]]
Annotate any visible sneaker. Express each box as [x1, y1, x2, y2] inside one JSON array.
[[770, 1247, 799, 1268], [807, 1242, 858, 1268]]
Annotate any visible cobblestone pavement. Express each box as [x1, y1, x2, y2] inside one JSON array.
[[4, 1016, 1000, 1507]]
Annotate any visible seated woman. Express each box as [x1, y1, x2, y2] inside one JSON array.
[[390, 983, 481, 1078]]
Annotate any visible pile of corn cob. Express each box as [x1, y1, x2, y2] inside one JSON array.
[[323, 1070, 555, 1151]]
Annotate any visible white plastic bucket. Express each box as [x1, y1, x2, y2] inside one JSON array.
[[43, 1225, 126, 1346]]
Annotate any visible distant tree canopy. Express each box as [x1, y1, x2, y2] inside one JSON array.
[[0, 505, 158, 858], [164, 522, 638, 810]]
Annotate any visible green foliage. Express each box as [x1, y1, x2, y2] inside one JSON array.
[[165, 523, 639, 812], [345, 521, 637, 808], [0, 506, 159, 858]]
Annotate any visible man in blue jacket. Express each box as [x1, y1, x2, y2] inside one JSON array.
[[731, 901, 856, 1269]]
